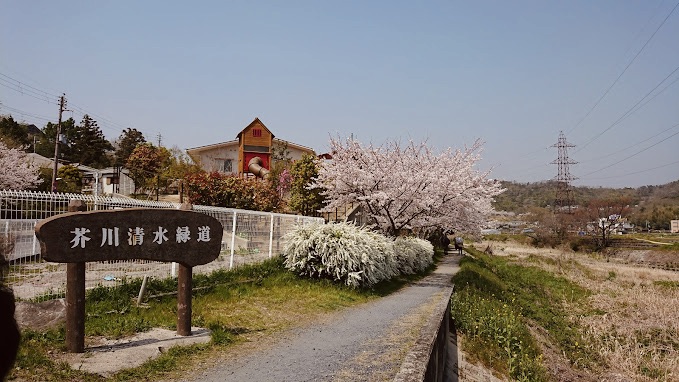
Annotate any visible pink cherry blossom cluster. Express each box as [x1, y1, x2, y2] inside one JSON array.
[[314, 136, 504, 236], [0, 142, 42, 190]]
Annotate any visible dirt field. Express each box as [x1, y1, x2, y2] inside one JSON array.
[[474, 240, 679, 382]]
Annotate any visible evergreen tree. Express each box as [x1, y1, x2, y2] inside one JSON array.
[[114, 128, 146, 167], [34, 118, 77, 160], [70, 115, 113, 168], [0, 116, 31, 149]]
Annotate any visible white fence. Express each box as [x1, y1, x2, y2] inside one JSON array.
[[1, 190, 323, 301]]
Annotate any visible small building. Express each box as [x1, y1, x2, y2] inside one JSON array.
[[186, 118, 315, 176], [671, 220, 679, 234], [25, 154, 135, 196], [81, 167, 135, 196]]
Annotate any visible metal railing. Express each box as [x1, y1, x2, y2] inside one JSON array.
[[1, 190, 323, 301]]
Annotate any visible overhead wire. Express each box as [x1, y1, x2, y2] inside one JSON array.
[[573, 63, 679, 154], [580, 128, 679, 177], [582, 159, 679, 180], [0, 103, 55, 123], [579, 121, 679, 163], [0, 70, 141, 141], [0, 78, 59, 105], [565, 0, 679, 136]]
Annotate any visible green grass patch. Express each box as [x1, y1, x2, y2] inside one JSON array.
[[11, 255, 431, 381], [451, 248, 600, 381], [654, 280, 679, 289]]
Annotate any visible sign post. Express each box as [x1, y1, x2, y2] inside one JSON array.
[[66, 200, 87, 353], [35, 204, 223, 352]]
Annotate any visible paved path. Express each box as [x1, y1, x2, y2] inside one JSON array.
[[178, 254, 461, 382]]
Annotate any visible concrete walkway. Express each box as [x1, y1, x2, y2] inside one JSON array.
[[177, 253, 461, 382]]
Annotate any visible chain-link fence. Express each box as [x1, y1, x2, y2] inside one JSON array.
[[1, 190, 323, 301]]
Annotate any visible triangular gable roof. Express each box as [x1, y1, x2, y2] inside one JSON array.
[[236, 117, 274, 140]]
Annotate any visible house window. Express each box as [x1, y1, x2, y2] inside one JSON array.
[[222, 159, 233, 173], [252, 128, 262, 137]]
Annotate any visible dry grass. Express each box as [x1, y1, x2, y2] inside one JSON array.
[[482, 240, 679, 381]]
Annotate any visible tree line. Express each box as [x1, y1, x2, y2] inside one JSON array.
[[495, 179, 679, 232]]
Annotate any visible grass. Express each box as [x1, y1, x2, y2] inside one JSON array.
[[10, 254, 433, 381], [450, 247, 599, 381], [465, 237, 679, 380]]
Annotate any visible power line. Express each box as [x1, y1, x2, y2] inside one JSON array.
[[579, 121, 679, 164], [0, 102, 55, 123], [0, 70, 136, 139], [581, 159, 679, 181], [0, 73, 61, 100], [574, 63, 679, 154], [580, 129, 679, 177], [566, 0, 679, 136], [0, 78, 59, 105]]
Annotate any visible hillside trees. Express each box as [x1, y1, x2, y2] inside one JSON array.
[[0, 141, 41, 190], [315, 137, 503, 237]]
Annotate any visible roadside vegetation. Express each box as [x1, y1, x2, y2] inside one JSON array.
[[10, 243, 441, 382], [7, 217, 440, 381], [453, 238, 679, 381]]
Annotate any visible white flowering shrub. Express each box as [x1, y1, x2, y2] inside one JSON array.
[[282, 222, 435, 288], [282, 222, 399, 288], [393, 236, 434, 274]]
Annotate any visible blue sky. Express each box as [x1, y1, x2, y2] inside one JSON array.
[[1, 1, 678, 188]]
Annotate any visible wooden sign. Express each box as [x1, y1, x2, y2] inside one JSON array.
[[35, 208, 223, 267]]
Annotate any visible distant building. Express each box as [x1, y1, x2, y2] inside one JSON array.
[[25, 153, 135, 196], [80, 167, 135, 196], [671, 220, 679, 234], [186, 118, 315, 176]]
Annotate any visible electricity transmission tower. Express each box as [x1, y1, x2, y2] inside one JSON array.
[[551, 131, 577, 213]]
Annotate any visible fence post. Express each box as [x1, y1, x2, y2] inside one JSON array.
[[268, 213, 274, 258], [230, 211, 237, 269], [32, 221, 38, 256]]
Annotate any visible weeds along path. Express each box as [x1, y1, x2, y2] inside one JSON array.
[[176, 254, 460, 382]]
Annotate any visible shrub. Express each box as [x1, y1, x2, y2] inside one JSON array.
[[282, 222, 401, 288], [185, 171, 280, 211], [393, 236, 434, 274]]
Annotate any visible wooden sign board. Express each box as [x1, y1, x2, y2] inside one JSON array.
[[35, 208, 223, 267]]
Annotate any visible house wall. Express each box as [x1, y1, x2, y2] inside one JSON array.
[[239, 120, 274, 174], [192, 145, 240, 174], [192, 143, 312, 175]]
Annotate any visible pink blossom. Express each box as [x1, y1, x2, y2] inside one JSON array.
[[0, 142, 42, 190], [314, 137, 504, 236]]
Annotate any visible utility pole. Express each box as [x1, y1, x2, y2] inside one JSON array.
[[52, 94, 67, 193], [156, 133, 162, 201]]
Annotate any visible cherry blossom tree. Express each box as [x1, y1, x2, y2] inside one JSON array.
[[314, 136, 503, 237], [0, 141, 41, 190]]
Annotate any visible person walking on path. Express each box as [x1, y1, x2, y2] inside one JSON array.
[[454, 236, 464, 255]]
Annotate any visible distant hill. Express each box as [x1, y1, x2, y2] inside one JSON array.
[[493, 180, 679, 230]]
